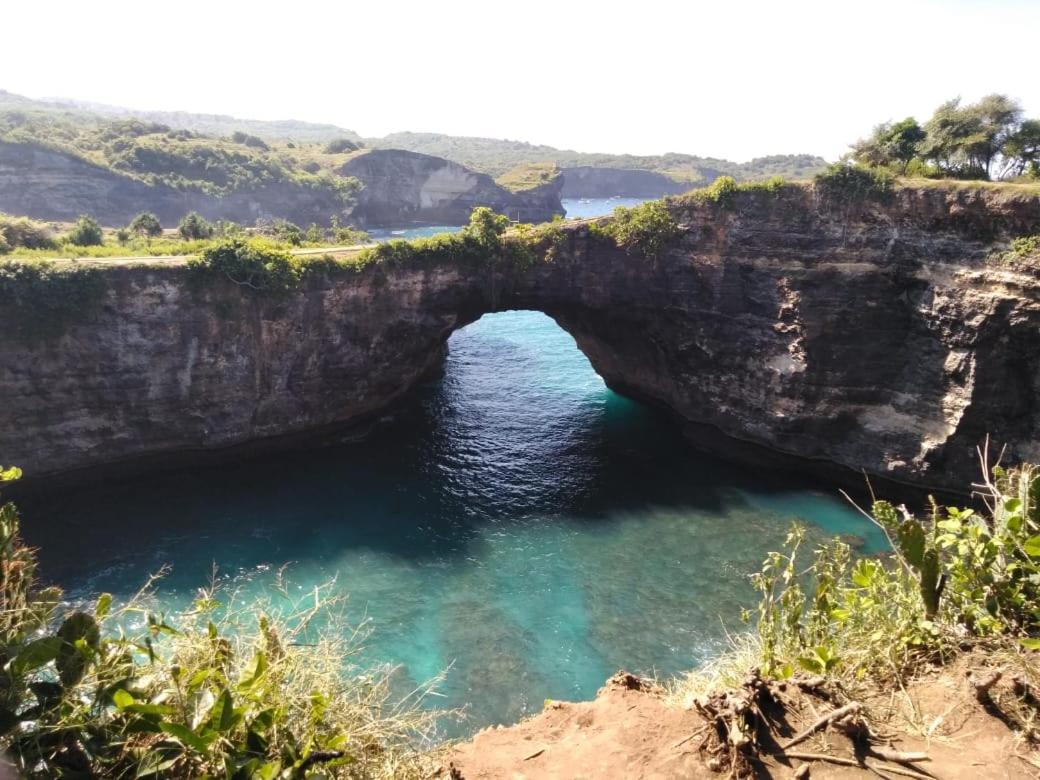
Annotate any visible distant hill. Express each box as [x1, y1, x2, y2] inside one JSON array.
[[370, 131, 828, 183], [0, 89, 829, 224], [1, 91, 827, 184], [6, 92, 363, 144]]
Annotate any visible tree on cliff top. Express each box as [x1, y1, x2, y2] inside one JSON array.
[[850, 94, 1037, 181], [462, 207, 510, 249], [65, 215, 104, 247], [178, 211, 215, 241], [129, 211, 162, 238], [850, 118, 925, 174]]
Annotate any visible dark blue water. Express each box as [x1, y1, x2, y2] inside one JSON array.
[[21, 199, 885, 734]]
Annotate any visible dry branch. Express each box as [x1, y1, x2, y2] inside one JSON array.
[[780, 702, 863, 750]]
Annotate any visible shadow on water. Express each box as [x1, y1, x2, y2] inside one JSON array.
[[19, 310, 887, 734]]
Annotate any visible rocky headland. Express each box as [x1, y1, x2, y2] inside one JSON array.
[[2, 182, 1038, 493]]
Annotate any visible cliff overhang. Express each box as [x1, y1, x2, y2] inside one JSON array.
[[2, 182, 1039, 494]]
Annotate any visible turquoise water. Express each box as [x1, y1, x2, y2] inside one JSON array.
[[20, 196, 885, 734], [365, 198, 648, 241], [562, 197, 650, 219], [23, 310, 885, 734]]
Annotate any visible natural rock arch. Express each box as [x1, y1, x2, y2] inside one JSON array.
[[2, 184, 1039, 493]]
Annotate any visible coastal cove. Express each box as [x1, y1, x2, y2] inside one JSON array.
[[17, 198, 885, 734], [21, 309, 883, 735]]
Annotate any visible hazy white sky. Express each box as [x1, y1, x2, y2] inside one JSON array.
[[3, 0, 1037, 162]]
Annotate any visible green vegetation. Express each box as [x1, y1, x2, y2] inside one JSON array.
[[187, 238, 339, 294], [353, 207, 516, 270], [65, 215, 104, 247], [594, 200, 681, 259], [991, 234, 1040, 266], [670, 459, 1040, 715], [324, 138, 361, 154], [0, 213, 57, 254], [495, 163, 561, 193], [680, 174, 790, 207], [179, 211, 215, 240], [0, 259, 105, 338], [812, 163, 894, 202], [850, 94, 1040, 181], [129, 211, 163, 238], [0, 104, 363, 202], [0, 468, 439, 778], [374, 132, 828, 183]]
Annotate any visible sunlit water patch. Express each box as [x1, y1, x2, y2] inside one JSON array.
[[21, 197, 884, 735]]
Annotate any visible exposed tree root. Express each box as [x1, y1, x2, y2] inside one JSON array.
[[780, 751, 935, 780], [693, 669, 937, 779]]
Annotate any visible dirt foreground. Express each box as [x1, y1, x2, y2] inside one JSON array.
[[440, 660, 1039, 780]]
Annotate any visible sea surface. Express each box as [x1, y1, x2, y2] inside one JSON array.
[[365, 198, 650, 241], [21, 198, 886, 735]]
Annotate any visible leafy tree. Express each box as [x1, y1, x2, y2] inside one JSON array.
[[462, 207, 510, 249], [128, 211, 162, 238], [305, 223, 324, 243], [178, 211, 215, 240], [920, 94, 1025, 179], [324, 138, 360, 154], [999, 119, 1040, 179], [115, 228, 130, 245], [850, 118, 925, 173], [65, 215, 104, 247], [230, 130, 269, 150]]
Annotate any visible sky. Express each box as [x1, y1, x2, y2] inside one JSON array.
[[2, 0, 1038, 163]]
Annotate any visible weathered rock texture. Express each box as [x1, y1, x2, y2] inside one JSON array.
[[561, 166, 690, 198], [0, 141, 351, 227], [0, 143, 563, 228], [339, 149, 563, 226], [2, 183, 1039, 492]]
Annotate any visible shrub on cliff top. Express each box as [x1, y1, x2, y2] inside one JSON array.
[[188, 237, 303, 293], [0, 213, 58, 252], [748, 460, 1040, 683], [813, 162, 894, 202], [65, 214, 104, 247], [353, 207, 514, 270], [129, 211, 163, 238], [598, 199, 680, 259], [178, 211, 215, 241], [0, 259, 106, 338]]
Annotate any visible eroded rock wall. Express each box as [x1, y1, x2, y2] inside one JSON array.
[[2, 184, 1038, 491]]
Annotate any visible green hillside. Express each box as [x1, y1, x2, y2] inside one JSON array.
[[1, 91, 827, 190], [371, 131, 828, 182]]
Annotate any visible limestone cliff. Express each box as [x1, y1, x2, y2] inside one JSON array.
[[0, 141, 353, 227], [339, 149, 563, 226], [2, 183, 1038, 492], [0, 142, 563, 228], [561, 166, 690, 198]]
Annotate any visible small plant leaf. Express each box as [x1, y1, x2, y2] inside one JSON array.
[[160, 720, 213, 754]]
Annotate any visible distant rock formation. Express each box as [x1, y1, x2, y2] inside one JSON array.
[[339, 149, 563, 226], [3, 183, 1039, 493], [0, 142, 563, 229], [561, 167, 690, 198]]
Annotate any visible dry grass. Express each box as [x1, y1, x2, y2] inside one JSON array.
[[896, 177, 1040, 196]]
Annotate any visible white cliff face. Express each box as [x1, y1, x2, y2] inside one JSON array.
[[418, 164, 481, 209], [340, 149, 563, 226], [1, 183, 1038, 493]]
